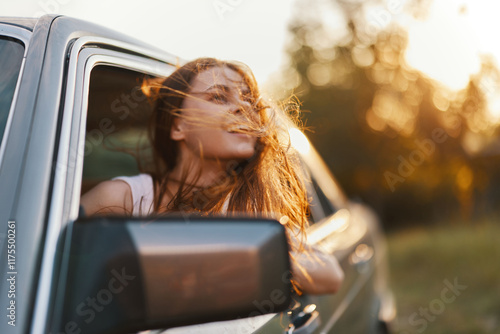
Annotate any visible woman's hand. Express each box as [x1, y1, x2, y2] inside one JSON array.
[[290, 246, 344, 295]]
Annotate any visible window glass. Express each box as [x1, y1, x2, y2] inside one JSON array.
[[0, 37, 24, 148]]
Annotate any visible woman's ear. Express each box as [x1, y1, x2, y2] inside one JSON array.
[[170, 117, 186, 141]]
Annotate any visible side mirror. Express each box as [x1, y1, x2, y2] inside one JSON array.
[[56, 216, 292, 334]]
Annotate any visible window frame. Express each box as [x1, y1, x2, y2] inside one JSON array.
[[64, 50, 175, 222]]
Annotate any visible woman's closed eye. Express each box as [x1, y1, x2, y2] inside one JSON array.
[[208, 92, 229, 104]]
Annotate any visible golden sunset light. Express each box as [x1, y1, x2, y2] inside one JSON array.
[[2, 2, 500, 333]]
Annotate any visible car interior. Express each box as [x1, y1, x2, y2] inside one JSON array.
[[81, 65, 162, 195]]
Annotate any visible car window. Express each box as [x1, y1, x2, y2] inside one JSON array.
[[0, 36, 24, 149], [310, 172, 337, 217], [81, 65, 170, 195]]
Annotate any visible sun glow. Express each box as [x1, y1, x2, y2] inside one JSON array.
[[405, 1, 500, 91], [404, 0, 480, 91]]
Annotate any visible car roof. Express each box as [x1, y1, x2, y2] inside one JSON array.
[[0, 15, 177, 62], [0, 17, 39, 31]]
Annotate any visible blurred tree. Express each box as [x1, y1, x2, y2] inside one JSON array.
[[278, 0, 500, 229]]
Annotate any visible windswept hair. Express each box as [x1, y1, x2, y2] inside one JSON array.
[[143, 57, 310, 240]]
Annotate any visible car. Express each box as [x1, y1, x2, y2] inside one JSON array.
[[0, 15, 396, 334]]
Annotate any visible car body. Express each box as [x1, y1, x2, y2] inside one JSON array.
[[0, 15, 395, 334]]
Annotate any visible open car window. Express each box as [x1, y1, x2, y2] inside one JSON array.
[[81, 65, 171, 196]]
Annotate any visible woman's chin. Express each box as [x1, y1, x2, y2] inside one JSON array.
[[219, 150, 255, 163], [236, 143, 257, 159], [203, 140, 258, 162]]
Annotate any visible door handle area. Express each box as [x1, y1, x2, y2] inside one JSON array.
[[286, 304, 321, 334]]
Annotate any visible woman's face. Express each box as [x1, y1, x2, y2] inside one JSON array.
[[172, 66, 259, 162]]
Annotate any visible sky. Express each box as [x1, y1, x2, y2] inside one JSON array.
[[3, 0, 500, 93], [1, 0, 296, 86], [403, 0, 500, 91]]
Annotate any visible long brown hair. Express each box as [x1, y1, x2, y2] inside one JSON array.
[[145, 57, 310, 239]]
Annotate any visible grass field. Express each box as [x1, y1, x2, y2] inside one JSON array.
[[386, 218, 500, 334]]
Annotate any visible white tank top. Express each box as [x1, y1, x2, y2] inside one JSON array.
[[113, 173, 154, 216], [112, 173, 230, 216]]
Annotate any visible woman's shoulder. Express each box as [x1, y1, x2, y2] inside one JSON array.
[[80, 178, 134, 216]]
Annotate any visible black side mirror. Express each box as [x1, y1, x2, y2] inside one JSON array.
[[55, 216, 292, 334]]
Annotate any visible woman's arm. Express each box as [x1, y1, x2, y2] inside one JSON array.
[[80, 180, 133, 216], [290, 244, 344, 295]]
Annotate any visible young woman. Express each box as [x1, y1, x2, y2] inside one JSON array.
[[81, 57, 343, 295]]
